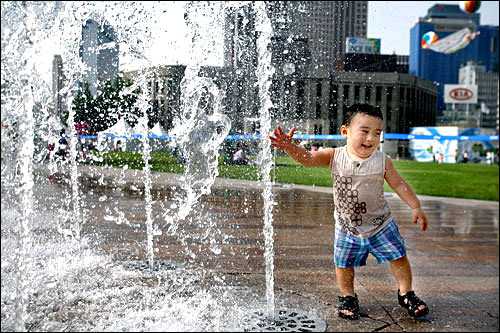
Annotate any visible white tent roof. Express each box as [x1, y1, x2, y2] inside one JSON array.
[[150, 123, 168, 136], [100, 118, 139, 139]]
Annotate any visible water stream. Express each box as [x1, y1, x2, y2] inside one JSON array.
[[254, 1, 278, 318]]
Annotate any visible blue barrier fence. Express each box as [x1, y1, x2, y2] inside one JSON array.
[[75, 133, 499, 141]]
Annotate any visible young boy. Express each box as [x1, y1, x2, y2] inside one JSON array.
[[269, 103, 429, 320]]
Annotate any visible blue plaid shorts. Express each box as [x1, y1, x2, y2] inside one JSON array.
[[334, 219, 407, 268]]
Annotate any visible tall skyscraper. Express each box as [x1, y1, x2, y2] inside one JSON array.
[[298, 1, 368, 70], [223, 2, 312, 132], [222, 1, 368, 132], [223, 4, 259, 71], [52, 54, 66, 121], [409, 4, 499, 114], [223, 1, 368, 72], [458, 61, 499, 129], [79, 18, 119, 96]]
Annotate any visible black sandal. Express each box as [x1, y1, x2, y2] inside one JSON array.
[[398, 290, 429, 318], [338, 294, 360, 320]]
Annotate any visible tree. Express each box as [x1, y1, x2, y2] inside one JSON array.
[[119, 77, 143, 128], [472, 143, 484, 156], [146, 99, 161, 129], [71, 75, 142, 133], [72, 82, 97, 131]]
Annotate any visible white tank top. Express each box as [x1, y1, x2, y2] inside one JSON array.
[[330, 146, 393, 238]]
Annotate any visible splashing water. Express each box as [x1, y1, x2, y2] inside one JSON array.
[[1, 1, 287, 331], [254, 1, 278, 319], [161, 2, 231, 259]]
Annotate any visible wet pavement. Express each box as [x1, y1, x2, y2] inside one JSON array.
[[46, 165, 499, 331]]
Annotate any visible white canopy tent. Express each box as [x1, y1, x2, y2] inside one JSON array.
[[150, 122, 169, 137], [97, 118, 140, 152], [150, 122, 174, 152]]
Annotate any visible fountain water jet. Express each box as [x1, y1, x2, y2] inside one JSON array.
[[254, 0, 277, 319]]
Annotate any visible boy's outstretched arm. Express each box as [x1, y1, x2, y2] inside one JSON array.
[[269, 125, 332, 167], [384, 156, 428, 231]]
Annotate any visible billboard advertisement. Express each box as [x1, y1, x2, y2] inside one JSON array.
[[345, 37, 375, 54], [368, 38, 381, 54], [444, 84, 478, 104], [409, 127, 498, 163]]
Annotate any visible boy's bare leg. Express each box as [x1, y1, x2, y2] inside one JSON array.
[[390, 255, 426, 314], [336, 266, 356, 316], [390, 256, 412, 294]]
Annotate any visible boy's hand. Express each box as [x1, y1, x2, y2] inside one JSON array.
[[412, 207, 428, 232], [269, 126, 296, 150]]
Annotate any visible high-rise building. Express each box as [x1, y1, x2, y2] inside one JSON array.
[[52, 54, 66, 121], [223, 2, 312, 132], [409, 4, 499, 114], [223, 5, 257, 70], [79, 18, 119, 96], [222, 1, 368, 133], [438, 60, 499, 129], [423, 3, 479, 26], [298, 1, 368, 70], [123, 65, 186, 132], [459, 61, 499, 130]]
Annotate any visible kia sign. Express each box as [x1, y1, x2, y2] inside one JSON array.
[[444, 84, 478, 104], [449, 88, 473, 100]]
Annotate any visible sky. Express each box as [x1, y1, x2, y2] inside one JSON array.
[[367, 1, 499, 55]]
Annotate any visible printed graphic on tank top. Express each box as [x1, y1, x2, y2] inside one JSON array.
[[330, 146, 393, 238]]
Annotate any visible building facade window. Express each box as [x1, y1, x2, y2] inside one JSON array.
[[354, 85, 360, 101], [316, 102, 322, 119], [343, 84, 350, 103], [365, 86, 371, 102], [296, 80, 305, 119], [386, 106, 392, 132], [167, 79, 173, 96]]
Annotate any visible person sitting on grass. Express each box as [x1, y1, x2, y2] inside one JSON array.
[[232, 145, 255, 166], [269, 103, 429, 320]]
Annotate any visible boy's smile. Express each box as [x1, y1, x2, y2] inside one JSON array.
[[341, 113, 383, 161]]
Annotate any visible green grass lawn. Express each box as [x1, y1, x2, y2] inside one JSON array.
[[272, 156, 499, 201], [88, 151, 499, 201]]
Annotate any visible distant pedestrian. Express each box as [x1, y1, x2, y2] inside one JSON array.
[[55, 129, 70, 160], [114, 140, 123, 151], [462, 150, 469, 163], [434, 151, 439, 163], [75, 121, 90, 161], [486, 151, 494, 165], [232, 145, 255, 166]]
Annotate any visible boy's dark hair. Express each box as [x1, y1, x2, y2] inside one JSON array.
[[343, 103, 383, 126]]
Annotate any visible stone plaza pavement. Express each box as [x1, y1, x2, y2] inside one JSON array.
[[76, 165, 499, 332]]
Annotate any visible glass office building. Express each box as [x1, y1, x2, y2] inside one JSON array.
[[409, 4, 498, 112]]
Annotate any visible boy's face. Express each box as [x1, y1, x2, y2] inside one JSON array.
[[341, 113, 383, 160]]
